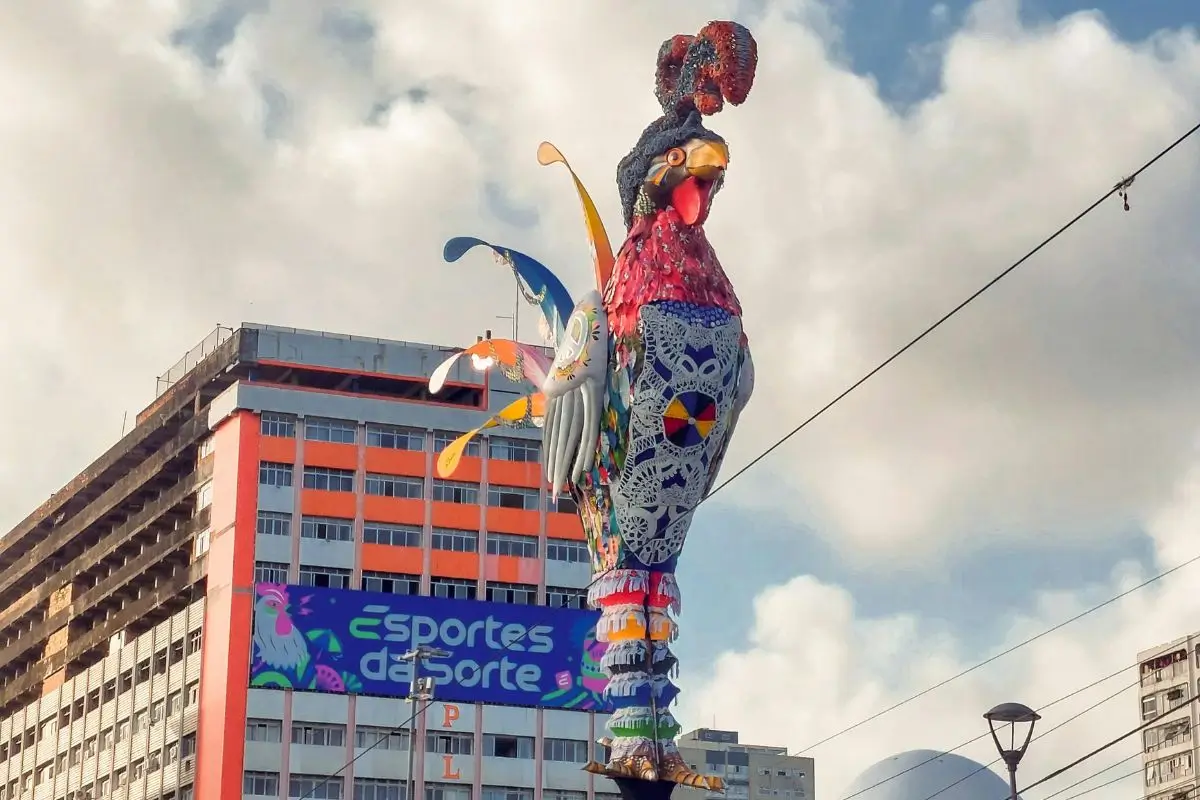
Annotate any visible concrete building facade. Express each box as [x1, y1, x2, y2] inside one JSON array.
[[1138, 636, 1197, 800], [674, 729, 813, 800], [0, 323, 624, 800]]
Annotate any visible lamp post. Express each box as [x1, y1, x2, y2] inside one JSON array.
[[399, 646, 453, 800], [984, 702, 1041, 800]]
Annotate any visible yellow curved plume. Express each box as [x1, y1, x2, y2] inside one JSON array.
[[436, 394, 547, 478], [537, 142, 616, 292]]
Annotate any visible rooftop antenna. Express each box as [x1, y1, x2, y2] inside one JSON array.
[[121, 411, 128, 437]]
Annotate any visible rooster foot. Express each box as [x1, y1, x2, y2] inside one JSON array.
[[584, 756, 660, 783], [658, 753, 725, 792]]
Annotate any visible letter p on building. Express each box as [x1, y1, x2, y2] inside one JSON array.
[[442, 704, 460, 728]]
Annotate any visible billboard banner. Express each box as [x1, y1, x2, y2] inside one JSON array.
[[249, 583, 612, 711]]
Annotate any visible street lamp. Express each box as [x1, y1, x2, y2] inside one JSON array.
[[984, 702, 1041, 800], [398, 646, 453, 800]]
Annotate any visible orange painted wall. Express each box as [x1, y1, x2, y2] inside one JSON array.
[[362, 544, 423, 574], [485, 507, 540, 534], [545, 513, 586, 540], [302, 490, 357, 518], [259, 435, 296, 463], [305, 441, 358, 470], [487, 459, 541, 489], [364, 448, 426, 477], [429, 550, 480, 580], [483, 554, 541, 584], [431, 502, 480, 530], [196, 410, 258, 800], [362, 496, 424, 526]]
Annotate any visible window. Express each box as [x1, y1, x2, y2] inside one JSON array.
[[82, 736, 96, 758], [431, 528, 478, 553], [482, 734, 535, 759], [170, 637, 185, 663], [260, 461, 294, 487], [305, 417, 358, 444], [257, 511, 292, 537], [304, 466, 356, 492], [1145, 719, 1192, 753], [1149, 785, 1197, 800], [367, 424, 425, 451], [166, 690, 183, 717], [363, 523, 422, 547], [488, 437, 540, 462], [430, 577, 477, 601], [546, 495, 577, 514], [247, 719, 283, 742], [355, 727, 409, 751], [1146, 752, 1195, 787], [97, 777, 110, 796], [426, 731, 473, 755], [361, 572, 420, 596], [132, 709, 148, 734], [261, 412, 296, 438], [366, 474, 424, 499], [131, 759, 145, 780], [1143, 649, 1189, 687], [481, 788, 532, 800], [301, 516, 355, 542], [182, 732, 197, 757], [197, 481, 214, 510], [356, 778, 406, 800], [187, 628, 203, 655], [114, 767, 127, 789], [299, 565, 353, 589], [166, 741, 180, 765], [293, 722, 347, 747], [151, 698, 166, 723], [434, 432, 480, 457], [244, 771, 281, 797], [432, 479, 478, 504], [256, 561, 289, 583], [486, 533, 538, 558], [546, 586, 587, 609], [291, 774, 344, 799], [154, 648, 169, 674], [544, 792, 585, 800], [546, 538, 588, 563], [486, 582, 537, 605], [186, 682, 200, 706], [148, 750, 162, 773], [487, 485, 540, 511]]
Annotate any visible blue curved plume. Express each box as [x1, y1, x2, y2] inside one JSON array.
[[443, 236, 573, 338]]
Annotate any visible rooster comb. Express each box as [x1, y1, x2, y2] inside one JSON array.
[[654, 21, 758, 116]]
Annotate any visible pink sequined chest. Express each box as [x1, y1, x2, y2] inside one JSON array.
[[602, 207, 742, 342]]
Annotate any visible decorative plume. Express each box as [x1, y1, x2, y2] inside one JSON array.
[[653, 21, 758, 117]]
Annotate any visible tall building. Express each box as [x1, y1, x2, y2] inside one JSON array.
[[673, 729, 813, 800], [0, 323, 623, 800], [1138, 636, 1197, 800]]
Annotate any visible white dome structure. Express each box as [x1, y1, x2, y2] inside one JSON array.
[[842, 750, 1016, 800]]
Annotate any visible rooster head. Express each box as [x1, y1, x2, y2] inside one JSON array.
[[616, 21, 757, 230]]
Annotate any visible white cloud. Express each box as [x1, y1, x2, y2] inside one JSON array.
[[3, 5, 1200, 797], [680, 458, 1200, 799], [4, 0, 1200, 561]]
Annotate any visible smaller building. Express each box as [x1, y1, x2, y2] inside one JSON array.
[[1137, 635, 1198, 800], [674, 728, 814, 800]]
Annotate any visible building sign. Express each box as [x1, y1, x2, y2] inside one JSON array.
[[696, 728, 739, 744], [249, 583, 612, 711]]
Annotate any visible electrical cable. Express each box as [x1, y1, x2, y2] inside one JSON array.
[[1037, 753, 1142, 800], [1055, 768, 1146, 800], [796, 550, 1200, 758], [299, 115, 1200, 800], [910, 676, 1143, 800], [839, 664, 1137, 800], [1018, 694, 1200, 797]]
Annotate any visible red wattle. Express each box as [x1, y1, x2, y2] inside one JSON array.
[[671, 177, 709, 226]]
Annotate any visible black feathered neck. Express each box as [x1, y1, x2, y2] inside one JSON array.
[[615, 108, 723, 230]]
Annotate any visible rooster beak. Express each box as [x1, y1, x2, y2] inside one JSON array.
[[686, 140, 729, 181]]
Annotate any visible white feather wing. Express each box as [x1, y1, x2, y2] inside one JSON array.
[[541, 291, 608, 499]]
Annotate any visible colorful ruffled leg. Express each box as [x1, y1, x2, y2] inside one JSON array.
[[586, 569, 724, 792]]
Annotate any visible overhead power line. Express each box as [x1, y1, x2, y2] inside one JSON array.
[[1038, 753, 1142, 800], [838, 664, 1137, 800], [299, 115, 1200, 800]]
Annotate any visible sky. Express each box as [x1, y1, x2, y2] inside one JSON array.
[[3, 0, 1200, 798]]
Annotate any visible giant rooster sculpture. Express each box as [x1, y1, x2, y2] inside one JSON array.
[[429, 21, 757, 799]]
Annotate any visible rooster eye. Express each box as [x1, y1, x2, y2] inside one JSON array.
[[665, 148, 685, 167]]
